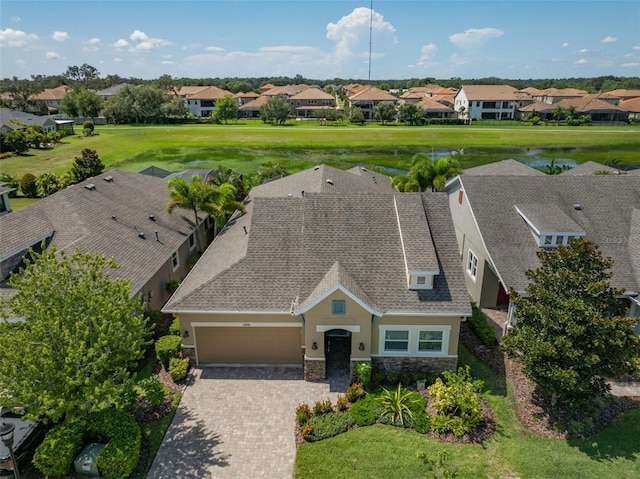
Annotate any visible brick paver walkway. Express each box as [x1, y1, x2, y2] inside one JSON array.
[[147, 367, 341, 479]]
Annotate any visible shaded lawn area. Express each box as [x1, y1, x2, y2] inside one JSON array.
[[294, 345, 640, 479]]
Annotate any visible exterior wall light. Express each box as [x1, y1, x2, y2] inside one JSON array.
[[311, 342, 318, 350], [183, 330, 189, 338], [359, 342, 365, 351]]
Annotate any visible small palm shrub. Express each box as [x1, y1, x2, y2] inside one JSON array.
[[427, 366, 484, 437], [379, 383, 421, 427]]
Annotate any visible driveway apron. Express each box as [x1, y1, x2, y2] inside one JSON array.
[[147, 367, 341, 479]]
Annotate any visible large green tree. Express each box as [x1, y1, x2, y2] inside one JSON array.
[[373, 102, 396, 124], [60, 87, 103, 118], [0, 247, 150, 422], [166, 175, 244, 252], [392, 154, 462, 192], [260, 95, 291, 125], [212, 94, 239, 123], [503, 239, 640, 407], [397, 101, 423, 125]]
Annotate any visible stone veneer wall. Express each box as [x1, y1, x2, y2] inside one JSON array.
[[304, 358, 326, 380], [372, 356, 458, 376], [182, 346, 196, 362]]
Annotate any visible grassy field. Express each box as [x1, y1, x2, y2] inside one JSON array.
[[1, 121, 638, 179], [294, 346, 640, 479]]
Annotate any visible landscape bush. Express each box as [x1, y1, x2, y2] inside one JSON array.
[[296, 403, 311, 427], [468, 305, 498, 347], [89, 409, 141, 479], [137, 375, 166, 405], [335, 395, 349, 411], [345, 383, 366, 403], [354, 361, 372, 389], [169, 356, 190, 382], [19, 172, 38, 198], [412, 410, 432, 434], [155, 334, 182, 369], [349, 394, 380, 426], [306, 411, 355, 442], [33, 416, 87, 476], [379, 384, 422, 427], [312, 399, 333, 416], [169, 316, 181, 335]]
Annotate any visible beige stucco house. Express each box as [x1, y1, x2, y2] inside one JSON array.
[[163, 165, 471, 381], [444, 160, 640, 333], [0, 170, 210, 311]]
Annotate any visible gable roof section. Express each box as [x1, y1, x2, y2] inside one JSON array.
[[560, 161, 620, 176], [164, 166, 470, 316], [459, 175, 640, 293], [349, 86, 397, 102], [0, 170, 196, 294], [459, 85, 518, 101], [554, 95, 624, 113], [0, 108, 57, 129], [463, 159, 545, 176], [184, 85, 232, 99], [290, 88, 334, 101]]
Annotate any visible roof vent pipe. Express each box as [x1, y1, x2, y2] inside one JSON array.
[[138, 232, 146, 239], [243, 226, 248, 235], [149, 214, 156, 221], [155, 231, 159, 242], [301, 190, 305, 197], [573, 204, 582, 210], [112, 215, 117, 220]]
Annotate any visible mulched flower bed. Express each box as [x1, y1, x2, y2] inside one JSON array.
[[460, 320, 640, 439]]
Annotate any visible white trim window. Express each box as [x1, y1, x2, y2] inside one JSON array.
[[188, 232, 196, 251], [467, 249, 478, 280], [171, 251, 180, 271], [380, 325, 451, 356]]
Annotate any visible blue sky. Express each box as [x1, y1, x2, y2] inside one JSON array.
[[1, 0, 639, 80]]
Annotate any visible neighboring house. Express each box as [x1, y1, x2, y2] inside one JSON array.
[[0, 170, 212, 311], [620, 97, 640, 121], [238, 95, 268, 119], [559, 161, 622, 176], [163, 165, 471, 381], [523, 87, 588, 104], [444, 161, 640, 333], [348, 86, 398, 121], [182, 86, 233, 117], [415, 97, 455, 119], [552, 95, 626, 122], [0, 108, 58, 134], [31, 85, 72, 114], [289, 87, 336, 118], [233, 91, 260, 107], [96, 83, 130, 102], [0, 185, 14, 216], [454, 85, 518, 120]]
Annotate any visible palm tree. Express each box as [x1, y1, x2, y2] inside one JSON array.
[[166, 175, 244, 253], [397, 153, 463, 192]]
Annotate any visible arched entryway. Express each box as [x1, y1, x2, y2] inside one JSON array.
[[324, 329, 351, 387]]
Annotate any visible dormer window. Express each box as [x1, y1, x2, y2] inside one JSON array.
[[515, 204, 585, 249], [408, 272, 435, 290]]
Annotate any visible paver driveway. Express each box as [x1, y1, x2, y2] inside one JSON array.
[[147, 367, 341, 479]]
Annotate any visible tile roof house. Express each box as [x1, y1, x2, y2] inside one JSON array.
[[620, 97, 640, 120], [444, 166, 640, 333], [454, 85, 519, 121], [31, 85, 72, 114], [0, 170, 211, 311], [181, 85, 233, 117], [348, 86, 398, 121], [163, 165, 470, 381], [289, 88, 336, 118], [415, 97, 455, 118]]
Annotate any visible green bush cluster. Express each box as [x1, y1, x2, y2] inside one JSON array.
[[137, 375, 166, 405], [33, 416, 87, 476], [344, 383, 366, 403], [33, 410, 141, 479], [312, 399, 333, 415], [155, 334, 182, 369], [89, 409, 141, 479], [427, 366, 484, 437], [169, 356, 190, 381], [169, 316, 181, 336], [373, 370, 437, 389], [306, 411, 355, 442], [354, 362, 372, 389], [468, 305, 498, 347], [349, 394, 380, 426]]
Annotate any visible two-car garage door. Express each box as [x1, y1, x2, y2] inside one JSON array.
[[195, 326, 302, 364]]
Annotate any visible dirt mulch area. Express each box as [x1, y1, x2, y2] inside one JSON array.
[[460, 321, 640, 439]]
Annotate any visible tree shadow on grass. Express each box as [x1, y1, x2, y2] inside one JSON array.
[[567, 406, 640, 462], [146, 406, 230, 478]]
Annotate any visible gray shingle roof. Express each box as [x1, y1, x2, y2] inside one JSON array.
[[560, 161, 621, 176], [459, 175, 640, 293], [164, 166, 469, 316], [0, 170, 196, 294], [463, 159, 545, 176]]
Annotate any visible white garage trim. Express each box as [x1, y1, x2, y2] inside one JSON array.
[[192, 322, 302, 328]]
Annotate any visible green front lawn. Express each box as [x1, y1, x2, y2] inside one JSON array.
[[294, 347, 640, 479]]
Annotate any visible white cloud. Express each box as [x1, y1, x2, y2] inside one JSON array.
[[260, 46, 318, 54], [88, 37, 100, 45], [52, 31, 69, 42], [205, 46, 225, 52], [575, 59, 587, 65], [621, 62, 639, 68], [416, 43, 437, 66], [128, 30, 171, 52], [600, 36, 617, 44], [561, 42, 569, 48], [0, 28, 38, 47], [11, 16, 20, 22], [161, 60, 176, 65], [113, 39, 129, 49], [113, 57, 123, 63], [83, 38, 100, 52], [46, 51, 62, 60], [449, 28, 503, 49], [326, 8, 396, 62], [633, 45, 640, 51], [578, 48, 591, 54]]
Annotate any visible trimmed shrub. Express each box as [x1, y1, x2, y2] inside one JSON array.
[[89, 409, 141, 479], [345, 383, 366, 403], [349, 394, 380, 426], [155, 334, 182, 369], [169, 316, 181, 336], [306, 411, 355, 442], [335, 395, 348, 411], [33, 416, 87, 477], [468, 305, 498, 347], [83, 120, 95, 136], [412, 410, 432, 434], [169, 356, 190, 382], [19, 172, 38, 198]]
